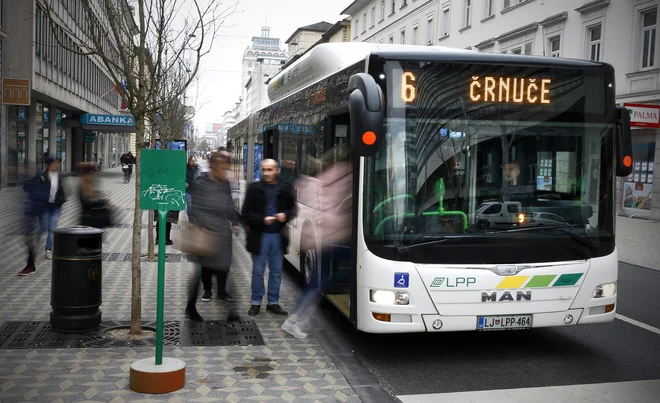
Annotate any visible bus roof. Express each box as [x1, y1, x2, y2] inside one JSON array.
[[267, 42, 477, 103], [266, 42, 609, 104]]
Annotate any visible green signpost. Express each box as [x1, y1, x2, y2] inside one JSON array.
[[139, 149, 186, 365]]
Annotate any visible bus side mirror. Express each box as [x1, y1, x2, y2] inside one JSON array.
[[348, 73, 384, 157], [615, 106, 633, 177]]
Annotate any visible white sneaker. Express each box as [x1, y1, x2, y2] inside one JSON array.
[[281, 319, 308, 339], [45, 250, 53, 260]]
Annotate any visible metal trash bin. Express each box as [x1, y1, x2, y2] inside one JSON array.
[[50, 226, 104, 333]]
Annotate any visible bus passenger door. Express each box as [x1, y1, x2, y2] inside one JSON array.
[[263, 129, 279, 161], [320, 113, 353, 320]]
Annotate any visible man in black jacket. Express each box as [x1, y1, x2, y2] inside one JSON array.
[[241, 159, 297, 316]]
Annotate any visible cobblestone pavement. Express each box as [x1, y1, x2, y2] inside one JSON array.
[[0, 168, 361, 402]]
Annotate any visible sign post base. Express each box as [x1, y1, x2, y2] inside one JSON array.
[[129, 357, 186, 394]]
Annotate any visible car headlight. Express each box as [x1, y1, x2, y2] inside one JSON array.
[[370, 290, 409, 305], [594, 282, 617, 298]]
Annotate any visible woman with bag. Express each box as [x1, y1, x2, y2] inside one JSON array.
[[184, 151, 240, 322], [78, 163, 113, 228]]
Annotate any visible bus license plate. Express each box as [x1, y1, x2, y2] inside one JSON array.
[[477, 315, 532, 330]]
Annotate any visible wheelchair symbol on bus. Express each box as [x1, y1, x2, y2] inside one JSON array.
[[394, 272, 409, 288]]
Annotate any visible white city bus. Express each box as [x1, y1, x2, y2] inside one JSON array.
[[229, 43, 633, 333]]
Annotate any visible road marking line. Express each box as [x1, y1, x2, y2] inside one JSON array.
[[615, 314, 660, 335], [397, 379, 660, 403]]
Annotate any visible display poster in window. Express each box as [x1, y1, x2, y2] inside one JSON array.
[[622, 182, 653, 210]]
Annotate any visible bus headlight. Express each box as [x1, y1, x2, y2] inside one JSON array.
[[370, 290, 409, 305], [593, 282, 617, 298]]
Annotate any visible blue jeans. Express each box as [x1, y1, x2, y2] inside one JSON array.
[[40, 206, 61, 251], [186, 192, 192, 218], [251, 233, 283, 305]]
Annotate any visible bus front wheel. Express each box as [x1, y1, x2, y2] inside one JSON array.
[[302, 246, 317, 288]]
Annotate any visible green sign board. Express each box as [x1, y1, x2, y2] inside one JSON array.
[[139, 149, 187, 211]]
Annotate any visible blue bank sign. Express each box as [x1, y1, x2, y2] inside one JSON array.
[[81, 114, 136, 126]]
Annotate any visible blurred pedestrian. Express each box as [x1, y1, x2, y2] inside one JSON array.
[[78, 163, 113, 228], [186, 155, 200, 218], [18, 164, 49, 276], [241, 159, 297, 317], [185, 151, 240, 322], [121, 152, 135, 183], [281, 145, 353, 338]]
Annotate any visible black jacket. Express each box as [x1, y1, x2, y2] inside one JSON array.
[[241, 181, 297, 255]]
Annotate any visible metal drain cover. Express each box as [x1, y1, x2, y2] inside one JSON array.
[[181, 320, 265, 347]]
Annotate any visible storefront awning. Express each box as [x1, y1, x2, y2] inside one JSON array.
[[80, 113, 136, 133]]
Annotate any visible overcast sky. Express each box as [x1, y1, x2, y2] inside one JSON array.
[[189, 0, 351, 132]]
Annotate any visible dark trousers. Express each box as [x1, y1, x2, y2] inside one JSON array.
[[202, 267, 228, 294], [155, 221, 172, 241], [24, 215, 38, 267], [187, 266, 236, 316]]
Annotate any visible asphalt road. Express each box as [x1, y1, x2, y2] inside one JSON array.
[[303, 261, 660, 398]]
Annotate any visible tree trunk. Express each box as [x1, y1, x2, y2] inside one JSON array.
[[147, 211, 154, 260], [130, 115, 145, 335]]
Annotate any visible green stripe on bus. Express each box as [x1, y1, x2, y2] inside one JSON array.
[[552, 273, 583, 287], [526, 275, 557, 288]]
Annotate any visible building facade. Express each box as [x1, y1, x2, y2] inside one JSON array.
[[285, 22, 335, 62], [239, 27, 287, 118], [0, 0, 133, 189], [342, 0, 660, 220], [220, 110, 236, 148]]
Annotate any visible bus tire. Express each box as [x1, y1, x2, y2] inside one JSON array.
[[302, 247, 317, 288]]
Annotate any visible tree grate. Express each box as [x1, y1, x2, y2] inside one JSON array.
[[0, 319, 264, 349]]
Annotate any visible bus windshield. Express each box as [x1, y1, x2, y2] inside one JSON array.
[[363, 60, 616, 264]]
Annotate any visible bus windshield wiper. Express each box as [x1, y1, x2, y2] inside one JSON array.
[[486, 225, 599, 249]]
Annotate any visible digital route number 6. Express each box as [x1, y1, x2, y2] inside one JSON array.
[[401, 72, 417, 103]]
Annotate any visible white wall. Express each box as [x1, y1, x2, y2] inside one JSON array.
[[346, 0, 660, 103]]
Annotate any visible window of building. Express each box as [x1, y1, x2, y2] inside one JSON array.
[[549, 36, 561, 57], [413, 24, 419, 45], [464, 0, 472, 27], [487, 0, 494, 17], [371, 6, 376, 27], [400, 29, 406, 44], [381, 0, 386, 20], [524, 41, 532, 55], [589, 24, 602, 61], [389, 35, 394, 44], [641, 8, 657, 69], [7, 106, 29, 185], [401, 0, 408, 8], [504, 0, 528, 9], [391, 0, 396, 15], [511, 47, 522, 54], [427, 16, 434, 44], [442, 7, 450, 36], [363, 13, 367, 32], [354, 17, 359, 37]]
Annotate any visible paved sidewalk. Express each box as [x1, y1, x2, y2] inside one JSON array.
[[0, 168, 361, 402], [616, 216, 660, 272]]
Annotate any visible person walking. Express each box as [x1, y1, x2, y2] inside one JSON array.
[[185, 155, 200, 218], [185, 151, 240, 322], [18, 164, 50, 276], [121, 152, 135, 183], [40, 157, 66, 260], [241, 159, 297, 317], [281, 146, 353, 338], [78, 163, 113, 229]]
